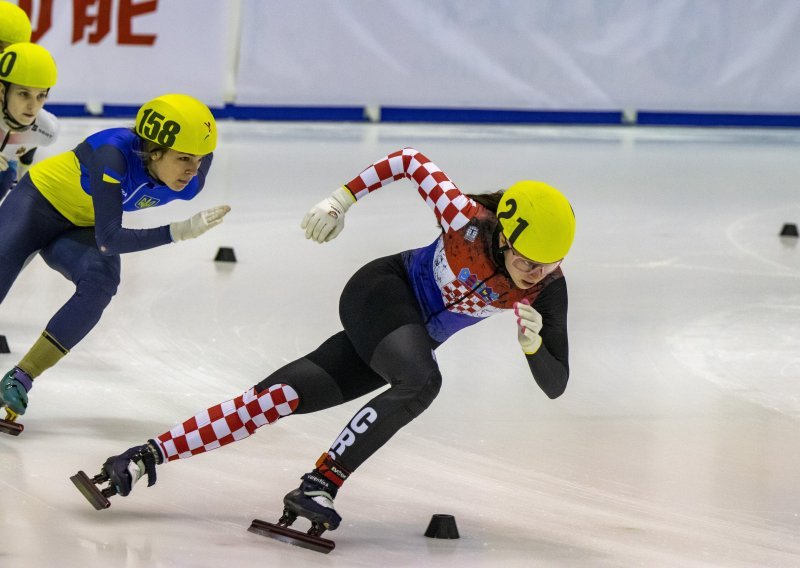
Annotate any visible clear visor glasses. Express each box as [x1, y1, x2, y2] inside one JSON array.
[[507, 245, 562, 274]]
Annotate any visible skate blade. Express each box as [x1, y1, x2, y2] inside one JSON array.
[[0, 417, 23, 436], [248, 519, 335, 554], [70, 470, 111, 510]]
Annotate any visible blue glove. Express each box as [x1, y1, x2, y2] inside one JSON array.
[[0, 368, 32, 415]]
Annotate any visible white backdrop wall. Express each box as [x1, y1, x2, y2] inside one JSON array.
[[22, 0, 800, 114]]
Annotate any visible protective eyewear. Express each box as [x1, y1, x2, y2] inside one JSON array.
[[505, 244, 562, 274]]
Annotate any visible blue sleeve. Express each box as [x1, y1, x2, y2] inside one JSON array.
[[90, 145, 172, 255]]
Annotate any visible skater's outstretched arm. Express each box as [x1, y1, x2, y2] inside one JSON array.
[[90, 147, 226, 255], [90, 145, 173, 254], [301, 147, 479, 243]]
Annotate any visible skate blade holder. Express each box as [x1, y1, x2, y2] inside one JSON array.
[[70, 470, 116, 510], [248, 518, 335, 554], [0, 409, 24, 436]]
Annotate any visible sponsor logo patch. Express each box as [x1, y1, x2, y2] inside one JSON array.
[[457, 267, 499, 302]]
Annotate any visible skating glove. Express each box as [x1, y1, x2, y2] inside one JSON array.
[[301, 186, 355, 243], [514, 299, 543, 355], [169, 205, 231, 242], [0, 368, 33, 415]]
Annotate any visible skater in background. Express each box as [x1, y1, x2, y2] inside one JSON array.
[[0, 93, 231, 424], [0, 43, 60, 202], [81, 147, 574, 535], [0, 1, 31, 51], [0, 0, 56, 206], [0, 3, 56, 203]]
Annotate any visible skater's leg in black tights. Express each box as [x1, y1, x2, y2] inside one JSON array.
[[327, 322, 441, 472], [153, 254, 435, 467], [308, 254, 442, 475]]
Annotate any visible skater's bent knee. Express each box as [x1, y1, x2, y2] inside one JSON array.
[[405, 368, 442, 417], [80, 261, 121, 298]]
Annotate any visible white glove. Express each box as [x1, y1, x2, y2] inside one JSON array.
[[0, 155, 9, 172], [170, 205, 231, 242], [514, 300, 543, 355], [301, 186, 355, 243]]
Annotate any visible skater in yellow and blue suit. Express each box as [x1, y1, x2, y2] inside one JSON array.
[[0, 93, 231, 422]]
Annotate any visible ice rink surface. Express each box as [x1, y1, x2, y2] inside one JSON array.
[[2, 119, 800, 567]]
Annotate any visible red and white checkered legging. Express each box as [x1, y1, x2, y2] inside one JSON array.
[[153, 384, 299, 462]]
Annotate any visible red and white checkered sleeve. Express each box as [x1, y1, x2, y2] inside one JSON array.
[[344, 147, 478, 232]]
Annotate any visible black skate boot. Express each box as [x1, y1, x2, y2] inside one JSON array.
[[103, 440, 163, 496], [71, 439, 163, 510], [248, 455, 349, 553], [282, 471, 343, 531]]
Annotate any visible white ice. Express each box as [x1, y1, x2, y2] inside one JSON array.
[[2, 120, 800, 567]]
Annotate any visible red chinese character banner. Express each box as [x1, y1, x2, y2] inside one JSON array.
[[20, 0, 229, 105]]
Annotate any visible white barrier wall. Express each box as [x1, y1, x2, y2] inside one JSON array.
[[24, 0, 800, 114]]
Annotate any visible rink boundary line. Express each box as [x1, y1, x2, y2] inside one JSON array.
[[43, 104, 800, 128]]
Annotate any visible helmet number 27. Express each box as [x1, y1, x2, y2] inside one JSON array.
[[497, 198, 529, 245], [138, 108, 182, 148]]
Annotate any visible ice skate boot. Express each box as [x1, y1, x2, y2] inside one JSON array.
[[248, 471, 343, 553], [0, 368, 32, 436], [71, 440, 163, 510], [282, 472, 343, 532]]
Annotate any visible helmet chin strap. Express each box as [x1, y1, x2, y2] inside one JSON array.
[[2, 108, 30, 131], [491, 225, 512, 279], [1, 92, 32, 132]]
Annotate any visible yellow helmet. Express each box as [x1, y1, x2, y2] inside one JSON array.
[[0, 42, 57, 88], [135, 94, 217, 155], [497, 181, 575, 263], [0, 2, 32, 45]]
